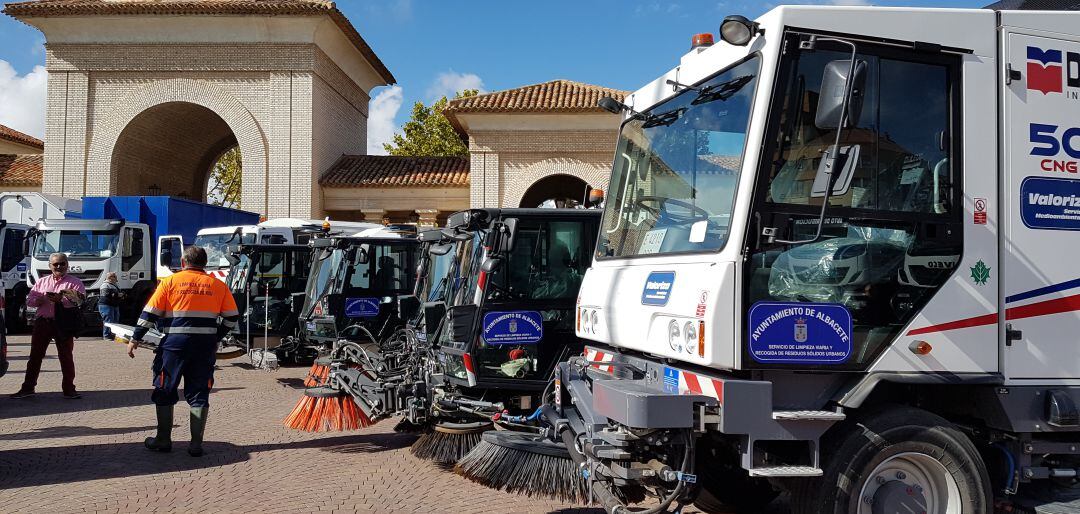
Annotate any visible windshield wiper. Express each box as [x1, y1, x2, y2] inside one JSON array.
[[639, 107, 686, 128], [691, 75, 755, 105]]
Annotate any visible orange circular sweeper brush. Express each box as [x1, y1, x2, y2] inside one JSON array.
[[303, 357, 332, 387], [283, 386, 372, 432]]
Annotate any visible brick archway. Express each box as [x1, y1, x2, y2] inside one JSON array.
[[87, 78, 268, 212], [504, 157, 609, 208]]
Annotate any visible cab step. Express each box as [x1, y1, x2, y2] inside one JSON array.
[[772, 410, 846, 421], [748, 465, 823, 477]]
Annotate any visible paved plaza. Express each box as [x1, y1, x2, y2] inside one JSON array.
[[0, 334, 609, 514]]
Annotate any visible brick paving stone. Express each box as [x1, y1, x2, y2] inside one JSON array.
[[2, 336, 714, 513]]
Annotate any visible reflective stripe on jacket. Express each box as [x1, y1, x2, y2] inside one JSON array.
[[133, 268, 239, 340]]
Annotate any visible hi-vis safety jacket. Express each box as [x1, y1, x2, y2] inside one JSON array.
[[132, 268, 239, 344]]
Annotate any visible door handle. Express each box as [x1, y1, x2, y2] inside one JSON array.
[[1006, 323, 1022, 346]]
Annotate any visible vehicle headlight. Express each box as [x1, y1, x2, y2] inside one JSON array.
[[590, 310, 599, 331], [668, 319, 681, 352], [684, 321, 697, 352], [581, 309, 592, 332]]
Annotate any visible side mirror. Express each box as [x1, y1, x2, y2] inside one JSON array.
[[22, 237, 29, 256], [355, 247, 369, 265], [225, 253, 241, 267], [810, 144, 861, 198], [446, 304, 478, 344], [398, 295, 420, 321], [481, 257, 503, 273], [423, 301, 446, 342], [815, 59, 867, 130], [498, 218, 518, 255]]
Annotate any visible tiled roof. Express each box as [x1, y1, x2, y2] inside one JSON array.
[[0, 124, 43, 151], [2, 0, 395, 84], [320, 155, 469, 188], [0, 154, 44, 186], [445, 79, 629, 115]]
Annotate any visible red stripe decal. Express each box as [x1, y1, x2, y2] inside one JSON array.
[[907, 313, 997, 336], [683, 372, 703, 394], [907, 292, 1080, 336], [463, 353, 475, 373], [711, 379, 724, 405]]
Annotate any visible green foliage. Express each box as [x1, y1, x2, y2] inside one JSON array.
[[383, 89, 479, 157], [207, 147, 242, 208]]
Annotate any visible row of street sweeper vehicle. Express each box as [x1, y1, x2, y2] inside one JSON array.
[[273, 5, 1080, 514]]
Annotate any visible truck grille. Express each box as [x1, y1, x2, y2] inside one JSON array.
[[70, 272, 102, 287]]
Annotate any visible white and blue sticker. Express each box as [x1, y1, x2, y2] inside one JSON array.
[[641, 271, 675, 306], [748, 302, 852, 364], [482, 311, 543, 345], [344, 297, 380, 318], [1021, 177, 1080, 230], [16, 263, 26, 272], [662, 367, 680, 394]]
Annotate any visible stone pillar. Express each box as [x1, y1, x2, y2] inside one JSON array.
[[415, 209, 439, 228], [361, 209, 387, 224]]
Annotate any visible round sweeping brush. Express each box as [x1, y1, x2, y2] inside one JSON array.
[[410, 421, 491, 465], [283, 386, 372, 432], [303, 357, 332, 387], [455, 430, 586, 503]]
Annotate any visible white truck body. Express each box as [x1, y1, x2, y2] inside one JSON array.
[[0, 192, 80, 225], [194, 218, 383, 280]]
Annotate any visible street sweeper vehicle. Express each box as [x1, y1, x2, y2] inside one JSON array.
[[217, 243, 312, 361], [291, 230, 418, 363], [450, 6, 1080, 514], [293, 208, 601, 463]]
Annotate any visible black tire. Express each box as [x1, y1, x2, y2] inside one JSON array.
[[6, 293, 27, 334], [790, 404, 991, 514]]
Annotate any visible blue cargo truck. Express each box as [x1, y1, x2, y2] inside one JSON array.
[[26, 196, 259, 327]]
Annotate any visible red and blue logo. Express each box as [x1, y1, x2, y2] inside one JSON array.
[[1028, 46, 1063, 95]]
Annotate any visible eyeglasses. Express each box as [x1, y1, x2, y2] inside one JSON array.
[[50, 262, 68, 268]]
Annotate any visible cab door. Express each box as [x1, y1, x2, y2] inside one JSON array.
[[1002, 28, 1080, 379]]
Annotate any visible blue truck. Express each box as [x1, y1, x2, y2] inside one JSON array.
[[26, 196, 259, 326]]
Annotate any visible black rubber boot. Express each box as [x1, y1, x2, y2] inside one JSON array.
[[188, 407, 208, 457], [144, 404, 173, 452]]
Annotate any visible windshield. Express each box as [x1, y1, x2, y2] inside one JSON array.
[[195, 233, 257, 269], [34, 230, 119, 258], [597, 56, 760, 259], [302, 247, 342, 318], [421, 246, 456, 303]]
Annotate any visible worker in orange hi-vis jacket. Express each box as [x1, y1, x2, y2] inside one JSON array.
[[129, 245, 239, 457]]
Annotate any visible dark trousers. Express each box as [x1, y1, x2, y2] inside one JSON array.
[[21, 319, 76, 394], [151, 336, 216, 407]]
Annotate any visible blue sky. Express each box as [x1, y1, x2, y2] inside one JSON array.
[[0, 0, 985, 152]]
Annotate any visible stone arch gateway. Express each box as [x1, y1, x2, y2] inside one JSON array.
[[5, 0, 396, 218]]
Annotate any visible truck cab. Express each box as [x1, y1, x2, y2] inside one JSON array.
[[221, 243, 312, 355], [28, 218, 154, 325], [299, 232, 418, 358], [471, 7, 1080, 514]]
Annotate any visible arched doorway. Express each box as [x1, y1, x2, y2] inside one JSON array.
[[519, 174, 590, 208], [110, 102, 238, 201]]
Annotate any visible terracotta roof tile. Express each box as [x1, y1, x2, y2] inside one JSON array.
[[2, 0, 395, 84], [0, 124, 43, 151], [444, 79, 629, 115], [0, 154, 44, 186], [320, 155, 468, 188]]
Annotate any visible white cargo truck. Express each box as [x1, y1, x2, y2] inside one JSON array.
[[500, 6, 1080, 513], [0, 193, 80, 330]]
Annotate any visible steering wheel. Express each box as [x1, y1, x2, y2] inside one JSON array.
[[634, 196, 710, 224]]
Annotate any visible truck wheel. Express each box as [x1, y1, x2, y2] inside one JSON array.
[[791, 405, 991, 514]]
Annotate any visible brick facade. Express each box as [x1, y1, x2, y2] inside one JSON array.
[[467, 128, 616, 208]]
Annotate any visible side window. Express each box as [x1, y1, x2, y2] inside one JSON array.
[[122, 228, 144, 272], [746, 35, 961, 370], [1, 229, 24, 271]]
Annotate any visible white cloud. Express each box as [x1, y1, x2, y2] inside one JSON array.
[[367, 85, 404, 155], [0, 60, 47, 139], [425, 71, 485, 103]]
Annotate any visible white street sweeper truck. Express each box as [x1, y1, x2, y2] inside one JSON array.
[[468, 6, 1080, 514]]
